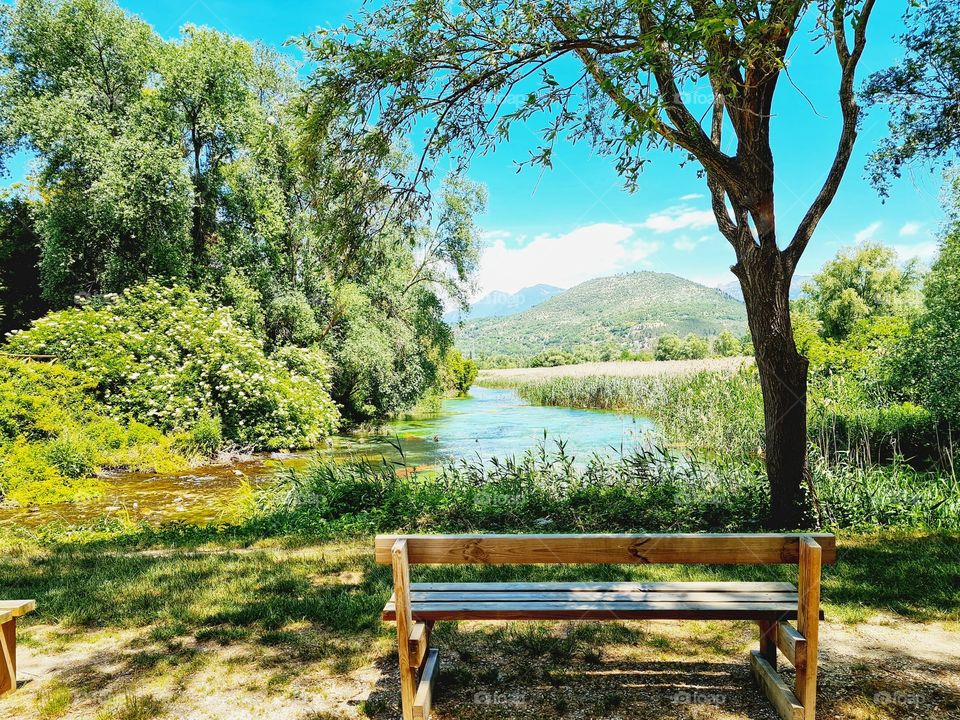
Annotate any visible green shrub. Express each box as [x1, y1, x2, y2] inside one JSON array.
[[45, 431, 97, 479], [180, 413, 223, 457], [6, 281, 339, 449], [266, 291, 321, 347], [0, 437, 104, 506]]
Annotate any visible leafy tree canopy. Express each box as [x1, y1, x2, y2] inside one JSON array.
[[797, 242, 921, 341], [863, 0, 960, 194]]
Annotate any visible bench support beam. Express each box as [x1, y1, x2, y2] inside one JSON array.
[[0, 616, 15, 697], [796, 536, 821, 720], [758, 619, 777, 668], [750, 650, 803, 720], [392, 539, 418, 720]]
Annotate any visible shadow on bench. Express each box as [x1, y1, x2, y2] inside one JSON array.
[[376, 533, 834, 720]]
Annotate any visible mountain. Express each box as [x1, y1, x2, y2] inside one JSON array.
[[446, 284, 564, 322], [717, 275, 811, 302], [456, 271, 748, 359]]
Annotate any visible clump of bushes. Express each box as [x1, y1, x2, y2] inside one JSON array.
[[6, 281, 339, 449], [0, 356, 186, 505]]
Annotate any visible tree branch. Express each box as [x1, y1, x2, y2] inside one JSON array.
[[785, 0, 877, 268]]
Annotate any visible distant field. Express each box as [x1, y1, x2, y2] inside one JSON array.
[[477, 356, 753, 384]]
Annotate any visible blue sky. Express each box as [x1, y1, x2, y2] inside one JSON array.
[[3, 0, 948, 296]]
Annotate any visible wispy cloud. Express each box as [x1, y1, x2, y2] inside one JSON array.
[[679, 193, 704, 201], [891, 241, 939, 263], [854, 221, 882, 243], [641, 205, 715, 233], [476, 223, 660, 296], [672, 234, 711, 252], [898, 221, 922, 237]]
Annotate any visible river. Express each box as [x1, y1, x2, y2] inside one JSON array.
[[0, 386, 655, 528]]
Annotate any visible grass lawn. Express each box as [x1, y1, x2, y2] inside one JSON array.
[[0, 529, 958, 720]]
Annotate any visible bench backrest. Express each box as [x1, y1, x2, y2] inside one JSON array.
[[375, 533, 837, 566]]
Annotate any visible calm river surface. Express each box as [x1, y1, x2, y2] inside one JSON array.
[[0, 386, 655, 527]]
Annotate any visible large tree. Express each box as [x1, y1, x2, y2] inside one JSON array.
[[303, 0, 876, 527]]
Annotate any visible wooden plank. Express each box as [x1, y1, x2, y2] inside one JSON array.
[[383, 600, 812, 622], [0, 617, 14, 697], [777, 622, 807, 670], [375, 533, 836, 565], [411, 581, 798, 593], [0, 601, 35, 618], [796, 536, 822, 720], [392, 540, 416, 720], [406, 590, 798, 603], [750, 650, 803, 720], [409, 622, 430, 669], [412, 649, 439, 720], [758, 620, 777, 667]]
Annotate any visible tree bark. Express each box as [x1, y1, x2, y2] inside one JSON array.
[[735, 248, 809, 529]]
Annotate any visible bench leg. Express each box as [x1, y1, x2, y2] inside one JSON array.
[[392, 539, 417, 720], [796, 538, 821, 720], [0, 617, 16, 697], [758, 620, 777, 668]]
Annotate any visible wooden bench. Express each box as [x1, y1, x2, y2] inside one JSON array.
[[0, 600, 36, 696], [377, 533, 835, 720]]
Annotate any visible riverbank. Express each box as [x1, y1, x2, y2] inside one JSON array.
[[1, 387, 660, 528], [2, 528, 958, 720]]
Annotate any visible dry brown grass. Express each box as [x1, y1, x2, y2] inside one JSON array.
[[478, 357, 753, 385]]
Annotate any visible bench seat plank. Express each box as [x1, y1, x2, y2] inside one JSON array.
[[0, 601, 35, 617], [410, 581, 797, 593], [405, 590, 798, 603], [383, 600, 813, 622]]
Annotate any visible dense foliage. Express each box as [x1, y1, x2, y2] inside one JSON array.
[[0, 355, 195, 506], [7, 282, 339, 449], [0, 0, 485, 433]]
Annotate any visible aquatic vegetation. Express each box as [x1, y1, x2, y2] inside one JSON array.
[[260, 444, 960, 535]]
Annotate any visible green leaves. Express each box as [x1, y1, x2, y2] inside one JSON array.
[[6, 281, 340, 449]]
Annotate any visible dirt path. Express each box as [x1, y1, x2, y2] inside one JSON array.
[[6, 616, 958, 720]]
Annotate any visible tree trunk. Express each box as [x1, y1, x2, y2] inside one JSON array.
[[736, 248, 810, 529]]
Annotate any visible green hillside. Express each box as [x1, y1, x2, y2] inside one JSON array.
[[455, 272, 748, 359]]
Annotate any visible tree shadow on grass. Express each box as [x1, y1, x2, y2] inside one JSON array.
[[0, 529, 957, 718]]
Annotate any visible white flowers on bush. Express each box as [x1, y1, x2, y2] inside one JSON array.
[[7, 281, 339, 449]]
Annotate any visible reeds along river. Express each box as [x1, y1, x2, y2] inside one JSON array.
[[0, 386, 656, 527]]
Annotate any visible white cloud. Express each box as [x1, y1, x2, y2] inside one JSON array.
[[891, 241, 939, 263], [898, 221, 922, 237], [641, 205, 715, 233], [672, 234, 711, 252], [854, 221, 882, 243], [476, 223, 660, 296], [679, 193, 704, 201]]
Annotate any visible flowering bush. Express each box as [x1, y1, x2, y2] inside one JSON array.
[[7, 282, 339, 449]]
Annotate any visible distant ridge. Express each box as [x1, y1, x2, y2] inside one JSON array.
[[455, 271, 748, 359], [447, 283, 564, 322]]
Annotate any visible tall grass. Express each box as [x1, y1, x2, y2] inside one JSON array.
[[259, 443, 960, 534], [487, 366, 951, 468], [503, 368, 765, 457]]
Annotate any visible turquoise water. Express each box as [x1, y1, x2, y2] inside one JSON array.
[[332, 386, 656, 466], [0, 386, 656, 526]]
